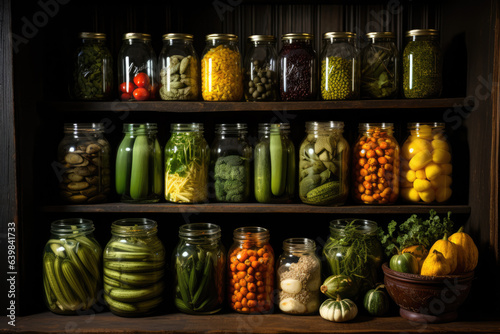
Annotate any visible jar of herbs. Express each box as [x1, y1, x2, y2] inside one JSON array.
[[402, 29, 442, 98]]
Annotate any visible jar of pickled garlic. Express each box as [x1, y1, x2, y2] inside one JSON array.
[[351, 123, 400, 204], [400, 122, 452, 203]]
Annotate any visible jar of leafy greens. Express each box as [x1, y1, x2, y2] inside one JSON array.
[[210, 123, 252, 203], [115, 123, 163, 203], [164, 123, 210, 203], [320, 32, 359, 100], [173, 223, 226, 314], [402, 29, 442, 98], [254, 123, 295, 203], [298, 121, 349, 206], [361, 32, 399, 99], [322, 219, 383, 298]]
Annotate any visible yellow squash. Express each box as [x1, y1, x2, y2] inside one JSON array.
[[448, 227, 479, 274], [421, 249, 452, 276], [427, 233, 458, 274]]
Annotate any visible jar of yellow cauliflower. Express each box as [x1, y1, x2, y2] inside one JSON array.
[[400, 123, 452, 203]]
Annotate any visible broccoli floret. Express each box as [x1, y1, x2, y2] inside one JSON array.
[[213, 155, 247, 202], [221, 155, 244, 166], [214, 180, 226, 201]]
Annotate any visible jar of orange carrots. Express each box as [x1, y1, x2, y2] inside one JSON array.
[[228, 226, 275, 314], [351, 123, 400, 204]]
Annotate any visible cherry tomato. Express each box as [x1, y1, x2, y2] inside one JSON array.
[[119, 82, 136, 93], [133, 72, 150, 88], [120, 92, 132, 101], [133, 87, 150, 101]]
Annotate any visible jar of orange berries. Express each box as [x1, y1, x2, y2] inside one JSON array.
[[228, 226, 275, 314]]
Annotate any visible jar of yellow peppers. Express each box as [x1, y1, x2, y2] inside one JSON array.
[[201, 34, 243, 101]]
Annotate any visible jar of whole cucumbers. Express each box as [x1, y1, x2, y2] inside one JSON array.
[[210, 123, 252, 203], [228, 227, 275, 314], [298, 121, 349, 206], [158, 33, 199, 101], [43, 218, 102, 315], [164, 123, 210, 203], [115, 123, 163, 203], [400, 122, 452, 203], [103, 218, 165, 317], [173, 223, 226, 314], [254, 123, 295, 203]]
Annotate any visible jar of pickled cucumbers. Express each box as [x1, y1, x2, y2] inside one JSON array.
[[400, 122, 452, 203], [43, 218, 102, 315]]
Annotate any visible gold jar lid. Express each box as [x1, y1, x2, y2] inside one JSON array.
[[366, 31, 395, 39], [123, 33, 152, 41], [281, 33, 313, 40], [79, 32, 106, 39], [405, 29, 439, 37], [248, 35, 276, 42], [323, 32, 356, 39], [206, 33, 238, 41], [162, 33, 194, 40]]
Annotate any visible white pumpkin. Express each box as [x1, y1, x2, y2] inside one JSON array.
[[319, 295, 358, 322]]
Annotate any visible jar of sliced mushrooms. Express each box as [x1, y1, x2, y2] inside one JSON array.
[[57, 123, 111, 204]]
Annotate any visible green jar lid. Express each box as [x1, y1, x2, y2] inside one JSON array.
[[405, 29, 439, 37]]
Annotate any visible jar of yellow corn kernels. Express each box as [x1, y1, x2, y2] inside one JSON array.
[[201, 34, 243, 101], [400, 122, 452, 203]]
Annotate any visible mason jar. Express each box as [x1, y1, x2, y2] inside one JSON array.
[[320, 32, 360, 100], [118, 33, 157, 101], [254, 123, 295, 203], [351, 123, 400, 205], [210, 123, 252, 203], [115, 123, 162, 203], [277, 238, 321, 315], [57, 123, 111, 204], [361, 32, 399, 99], [164, 123, 210, 203], [402, 29, 442, 98], [43, 218, 102, 315], [103, 218, 165, 317], [243, 35, 279, 101], [228, 226, 274, 314], [400, 122, 452, 203], [201, 33, 243, 101], [70, 32, 113, 100], [298, 121, 349, 206], [158, 33, 199, 101], [173, 223, 226, 314]]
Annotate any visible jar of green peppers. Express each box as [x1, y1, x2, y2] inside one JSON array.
[[402, 29, 442, 98]]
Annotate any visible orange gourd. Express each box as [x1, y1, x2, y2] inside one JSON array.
[[402, 245, 429, 273], [448, 227, 479, 274]]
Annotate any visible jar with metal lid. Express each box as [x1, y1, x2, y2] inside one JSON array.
[[117, 32, 158, 101], [228, 226, 275, 314], [43, 218, 102, 315], [254, 123, 295, 203], [210, 123, 252, 203], [57, 123, 111, 204], [115, 123, 162, 203], [243, 35, 279, 101], [279, 33, 317, 101], [71, 32, 113, 100], [158, 33, 199, 101], [402, 29, 442, 98], [400, 122, 452, 203], [164, 123, 210, 203], [320, 32, 360, 100], [351, 123, 400, 204], [277, 238, 321, 315], [298, 121, 349, 206], [201, 33, 243, 101], [361, 32, 399, 99], [173, 223, 226, 314]]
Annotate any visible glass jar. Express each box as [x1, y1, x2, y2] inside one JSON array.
[[118, 33, 157, 101], [57, 123, 111, 204], [173, 223, 226, 314], [164, 123, 210, 203], [361, 32, 399, 99], [115, 123, 162, 203], [400, 122, 452, 203], [201, 33, 243, 101], [228, 226, 274, 314], [43, 218, 102, 315], [254, 123, 295, 203], [298, 121, 349, 206], [351, 123, 400, 204], [70, 32, 113, 100], [320, 32, 360, 100], [210, 123, 252, 203], [322, 219, 384, 298], [103, 218, 165, 317], [277, 238, 321, 315], [243, 35, 279, 101], [279, 33, 317, 101], [402, 29, 442, 98], [158, 33, 199, 101]]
